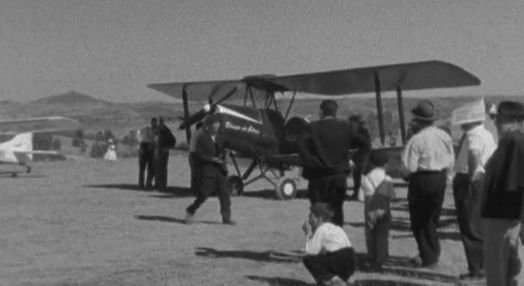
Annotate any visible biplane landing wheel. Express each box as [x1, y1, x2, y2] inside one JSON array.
[[275, 177, 297, 200], [227, 175, 244, 196]]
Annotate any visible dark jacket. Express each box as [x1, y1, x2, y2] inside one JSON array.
[[298, 118, 371, 179], [157, 124, 176, 150], [481, 131, 524, 219], [196, 131, 228, 177]]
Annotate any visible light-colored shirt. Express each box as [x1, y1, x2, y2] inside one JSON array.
[[401, 126, 455, 176], [361, 167, 395, 198], [455, 124, 497, 175], [137, 126, 155, 144], [189, 128, 204, 152], [305, 222, 351, 255]]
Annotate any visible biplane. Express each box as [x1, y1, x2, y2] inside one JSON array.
[[0, 116, 81, 177], [148, 60, 480, 199]]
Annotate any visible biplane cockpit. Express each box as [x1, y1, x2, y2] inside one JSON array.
[[148, 60, 481, 200]]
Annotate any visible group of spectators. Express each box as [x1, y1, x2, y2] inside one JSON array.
[[136, 117, 177, 192], [136, 98, 524, 286], [290, 98, 524, 286]]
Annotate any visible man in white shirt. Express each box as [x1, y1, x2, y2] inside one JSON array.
[[451, 99, 496, 280], [302, 203, 356, 286], [401, 100, 455, 268], [137, 118, 157, 190]]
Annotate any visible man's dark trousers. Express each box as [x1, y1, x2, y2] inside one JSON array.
[[154, 148, 169, 191], [408, 170, 447, 266], [188, 151, 200, 192], [303, 247, 356, 283], [453, 173, 484, 275], [186, 173, 231, 220], [308, 174, 347, 227], [138, 142, 155, 189]]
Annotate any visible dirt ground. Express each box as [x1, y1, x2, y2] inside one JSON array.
[[1, 154, 521, 286]]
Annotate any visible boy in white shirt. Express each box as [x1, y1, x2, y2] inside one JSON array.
[[302, 202, 356, 286], [361, 150, 396, 271]]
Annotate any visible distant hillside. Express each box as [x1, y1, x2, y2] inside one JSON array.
[[34, 90, 106, 104]]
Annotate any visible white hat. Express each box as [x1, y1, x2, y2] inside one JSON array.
[[451, 98, 486, 126]]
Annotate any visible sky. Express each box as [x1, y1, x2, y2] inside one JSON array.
[[0, 0, 523, 103]]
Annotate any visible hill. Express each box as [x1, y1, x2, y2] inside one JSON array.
[[34, 90, 106, 104]]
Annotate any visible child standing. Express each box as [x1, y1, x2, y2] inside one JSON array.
[[361, 150, 396, 271], [302, 202, 357, 286], [104, 139, 117, 166]]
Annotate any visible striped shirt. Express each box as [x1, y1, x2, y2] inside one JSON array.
[[401, 126, 455, 176]]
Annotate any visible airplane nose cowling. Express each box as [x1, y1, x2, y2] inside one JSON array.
[[283, 117, 310, 142]]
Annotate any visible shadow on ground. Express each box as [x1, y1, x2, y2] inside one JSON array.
[[195, 247, 303, 263], [241, 189, 309, 200], [246, 275, 312, 286], [84, 184, 195, 197], [135, 215, 223, 225]]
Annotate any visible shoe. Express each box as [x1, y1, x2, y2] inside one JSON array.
[[185, 212, 194, 224], [409, 257, 423, 268], [322, 276, 346, 286], [422, 262, 439, 270], [459, 272, 485, 280], [222, 219, 237, 225]]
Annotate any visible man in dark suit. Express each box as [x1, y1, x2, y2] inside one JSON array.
[[348, 115, 371, 201], [185, 115, 235, 225], [154, 117, 176, 192], [298, 100, 371, 226]]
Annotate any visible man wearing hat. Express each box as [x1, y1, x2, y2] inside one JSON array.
[[298, 100, 371, 227], [400, 99, 455, 268], [348, 114, 371, 201], [481, 101, 524, 286], [185, 115, 236, 225], [451, 99, 496, 280]]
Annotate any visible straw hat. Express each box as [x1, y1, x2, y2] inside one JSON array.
[[451, 98, 486, 126]]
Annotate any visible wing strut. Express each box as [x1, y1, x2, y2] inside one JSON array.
[[284, 91, 297, 121], [374, 73, 385, 146], [396, 86, 407, 145], [182, 85, 192, 144]]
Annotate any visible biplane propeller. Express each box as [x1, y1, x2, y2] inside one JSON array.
[[148, 60, 481, 200]]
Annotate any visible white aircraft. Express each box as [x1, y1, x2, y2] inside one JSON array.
[[0, 116, 81, 177]]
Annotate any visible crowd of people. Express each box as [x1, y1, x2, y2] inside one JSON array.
[[298, 98, 524, 286], [136, 98, 524, 286]]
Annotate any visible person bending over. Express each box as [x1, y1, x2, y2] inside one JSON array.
[[302, 202, 357, 286]]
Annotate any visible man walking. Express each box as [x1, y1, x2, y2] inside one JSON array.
[[481, 101, 524, 286], [451, 99, 496, 280], [298, 100, 371, 227], [400, 100, 455, 268], [185, 115, 235, 225], [138, 118, 158, 190], [154, 117, 176, 192]]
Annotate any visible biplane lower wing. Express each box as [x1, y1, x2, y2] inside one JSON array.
[[0, 117, 81, 135]]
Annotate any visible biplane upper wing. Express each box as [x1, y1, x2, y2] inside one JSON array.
[[268, 60, 481, 95], [0, 116, 82, 135], [148, 80, 247, 102]]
